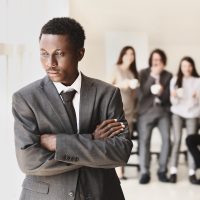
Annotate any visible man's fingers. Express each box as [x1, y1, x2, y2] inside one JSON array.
[[41, 134, 47, 141], [93, 120, 126, 140], [108, 128, 124, 138], [98, 119, 117, 129], [102, 122, 124, 132], [101, 125, 124, 138], [40, 134, 55, 142]]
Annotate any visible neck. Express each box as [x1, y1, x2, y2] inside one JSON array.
[[183, 74, 191, 78], [120, 63, 129, 70], [61, 71, 79, 86]]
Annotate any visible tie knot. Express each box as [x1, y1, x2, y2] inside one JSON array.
[[61, 90, 76, 102]]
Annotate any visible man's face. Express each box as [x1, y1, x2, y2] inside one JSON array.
[[151, 53, 165, 74], [39, 34, 84, 85]]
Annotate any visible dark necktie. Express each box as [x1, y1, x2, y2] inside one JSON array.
[[60, 90, 77, 133]]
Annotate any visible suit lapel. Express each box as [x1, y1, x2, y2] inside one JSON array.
[[79, 74, 96, 133], [160, 70, 166, 86], [39, 76, 74, 134]]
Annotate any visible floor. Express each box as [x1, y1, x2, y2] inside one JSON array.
[[121, 154, 200, 200]]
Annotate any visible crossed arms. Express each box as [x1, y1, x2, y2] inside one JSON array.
[[12, 87, 132, 176]]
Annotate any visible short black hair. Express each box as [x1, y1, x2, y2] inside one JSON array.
[[148, 48, 167, 67], [39, 17, 85, 49]]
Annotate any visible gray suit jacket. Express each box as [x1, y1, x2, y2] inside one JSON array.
[[137, 68, 172, 115], [12, 74, 132, 200]]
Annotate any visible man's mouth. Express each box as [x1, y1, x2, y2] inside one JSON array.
[[48, 71, 59, 74], [47, 71, 60, 77]]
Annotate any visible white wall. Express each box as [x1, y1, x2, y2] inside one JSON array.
[[69, 0, 200, 79], [105, 32, 149, 81], [1, 1, 69, 199]]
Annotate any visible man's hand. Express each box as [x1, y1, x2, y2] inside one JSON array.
[[40, 134, 56, 151], [92, 119, 125, 140], [151, 84, 163, 96], [156, 84, 164, 96]]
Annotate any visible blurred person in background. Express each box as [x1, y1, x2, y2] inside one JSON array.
[[169, 56, 200, 184], [137, 49, 172, 184], [112, 46, 139, 180], [186, 132, 200, 181]]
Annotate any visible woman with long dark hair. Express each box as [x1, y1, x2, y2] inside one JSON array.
[[169, 56, 200, 184], [112, 46, 139, 180]]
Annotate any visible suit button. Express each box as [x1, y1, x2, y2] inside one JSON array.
[[75, 157, 79, 161], [68, 191, 74, 197], [65, 154, 70, 160], [70, 157, 75, 161]]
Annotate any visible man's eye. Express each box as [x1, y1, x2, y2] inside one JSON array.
[[40, 52, 49, 57], [55, 52, 64, 56]]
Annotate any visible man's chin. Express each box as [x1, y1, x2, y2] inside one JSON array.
[[48, 75, 62, 83]]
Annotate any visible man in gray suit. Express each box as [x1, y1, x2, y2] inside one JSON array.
[[12, 17, 132, 200], [137, 49, 172, 184]]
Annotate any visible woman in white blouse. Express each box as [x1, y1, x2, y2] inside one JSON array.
[[169, 56, 200, 184]]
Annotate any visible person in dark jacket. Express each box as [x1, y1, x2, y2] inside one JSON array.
[[12, 17, 132, 200], [137, 49, 172, 184], [186, 133, 200, 184]]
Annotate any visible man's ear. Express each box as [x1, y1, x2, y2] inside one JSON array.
[[77, 48, 85, 61]]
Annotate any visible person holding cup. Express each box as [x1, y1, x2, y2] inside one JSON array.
[[112, 46, 139, 180], [169, 56, 200, 184], [137, 49, 172, 184]]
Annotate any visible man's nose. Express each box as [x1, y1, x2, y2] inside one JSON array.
[[46, 56, 57, 67]]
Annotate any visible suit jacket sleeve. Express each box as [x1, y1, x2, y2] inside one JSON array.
[[158, 72, 172, 105], [55, 87, 133, 168], [12, 92, 82, 176], [137, 69, 155, 101]]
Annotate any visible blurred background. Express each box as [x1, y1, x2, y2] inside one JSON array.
[[1, 0, 200, 199]]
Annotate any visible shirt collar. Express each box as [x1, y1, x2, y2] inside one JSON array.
[[53, 71, 82, 94]]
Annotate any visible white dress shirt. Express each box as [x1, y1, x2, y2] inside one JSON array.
[[53, 72, 82, 132]]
